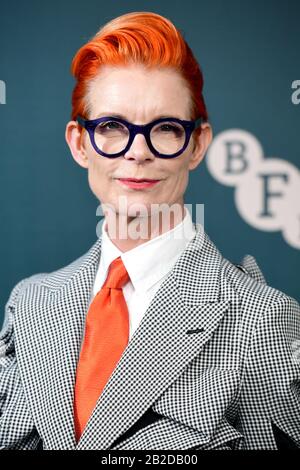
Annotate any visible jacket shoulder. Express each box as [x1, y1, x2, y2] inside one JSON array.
[[5, 273, 49, 308], [7, 238, 102, 298], [222, 254, 295, 309]]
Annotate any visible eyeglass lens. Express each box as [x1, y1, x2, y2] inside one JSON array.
[[94, 119, 186, 155]]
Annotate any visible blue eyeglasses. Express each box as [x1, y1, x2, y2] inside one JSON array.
[[76, 115, 205, 158]]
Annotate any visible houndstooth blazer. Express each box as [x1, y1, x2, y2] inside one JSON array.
[[1, 223, 300, 450]]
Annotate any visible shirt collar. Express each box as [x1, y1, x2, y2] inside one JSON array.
[[100, 206, 196, 293]]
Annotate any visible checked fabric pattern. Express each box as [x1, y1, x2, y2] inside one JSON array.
[[0, 223, 300, 450]]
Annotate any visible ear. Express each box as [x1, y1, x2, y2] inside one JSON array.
[[189, 122, 213, 170], [65, 120, 89, 169]]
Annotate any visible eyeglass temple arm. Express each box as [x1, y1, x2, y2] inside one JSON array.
[[194, 117, 205, 129], [76, 116, 86, 128]]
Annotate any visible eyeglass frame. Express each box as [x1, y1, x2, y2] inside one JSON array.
[[76, 114, 205, 158]]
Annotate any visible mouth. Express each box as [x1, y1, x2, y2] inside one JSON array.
[[115, 177, 161, 189]]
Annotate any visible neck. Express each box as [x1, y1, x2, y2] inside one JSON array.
[[103, 204, 186, 252]]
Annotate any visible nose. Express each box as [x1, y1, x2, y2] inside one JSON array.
[[123, 133, 155, 162]]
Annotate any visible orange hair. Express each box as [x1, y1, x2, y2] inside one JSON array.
[[70, 11, 209, 142]]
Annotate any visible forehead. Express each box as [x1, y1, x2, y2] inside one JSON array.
[[86, 64, 192, 119]]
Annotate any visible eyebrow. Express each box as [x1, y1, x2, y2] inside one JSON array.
[[94, 112, 184, 121]]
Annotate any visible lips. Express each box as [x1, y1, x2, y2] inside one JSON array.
[[115, 178, 161, 189], [117, 178, 160, 182]]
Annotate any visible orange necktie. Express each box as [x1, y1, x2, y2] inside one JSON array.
[[73, 256, 130, 442]]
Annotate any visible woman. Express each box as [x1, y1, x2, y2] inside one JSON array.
[[1, 11, 299, 450]]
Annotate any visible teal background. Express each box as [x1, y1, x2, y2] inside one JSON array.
[[0, 0, 299, 324]]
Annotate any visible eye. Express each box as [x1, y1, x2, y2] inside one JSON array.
[[159, 123, 178, 132], [99, 120, 122, 129], [152, 121, 185, 138], [95, 120, 128, 135]]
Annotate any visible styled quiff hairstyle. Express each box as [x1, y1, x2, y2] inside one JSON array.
[[70, 11, 209, 141]]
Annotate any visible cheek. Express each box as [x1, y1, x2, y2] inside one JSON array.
[[160, 164, 189, 201], [172, 171, 189, 192], [167, 157, 190, 183], [87, 158, 111, 200]]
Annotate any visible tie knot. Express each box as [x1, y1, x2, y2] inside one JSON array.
[[103, 256, 130, 289]]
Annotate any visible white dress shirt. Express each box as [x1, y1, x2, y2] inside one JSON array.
[[91, 206, 196, 340]]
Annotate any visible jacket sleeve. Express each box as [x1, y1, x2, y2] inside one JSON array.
[[237, 294, 300, 449], [0, 278, 43, 450]]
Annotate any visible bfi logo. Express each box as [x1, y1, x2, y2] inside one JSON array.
[[0, 80, 6, 104], [206, 129, 300, 249]]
